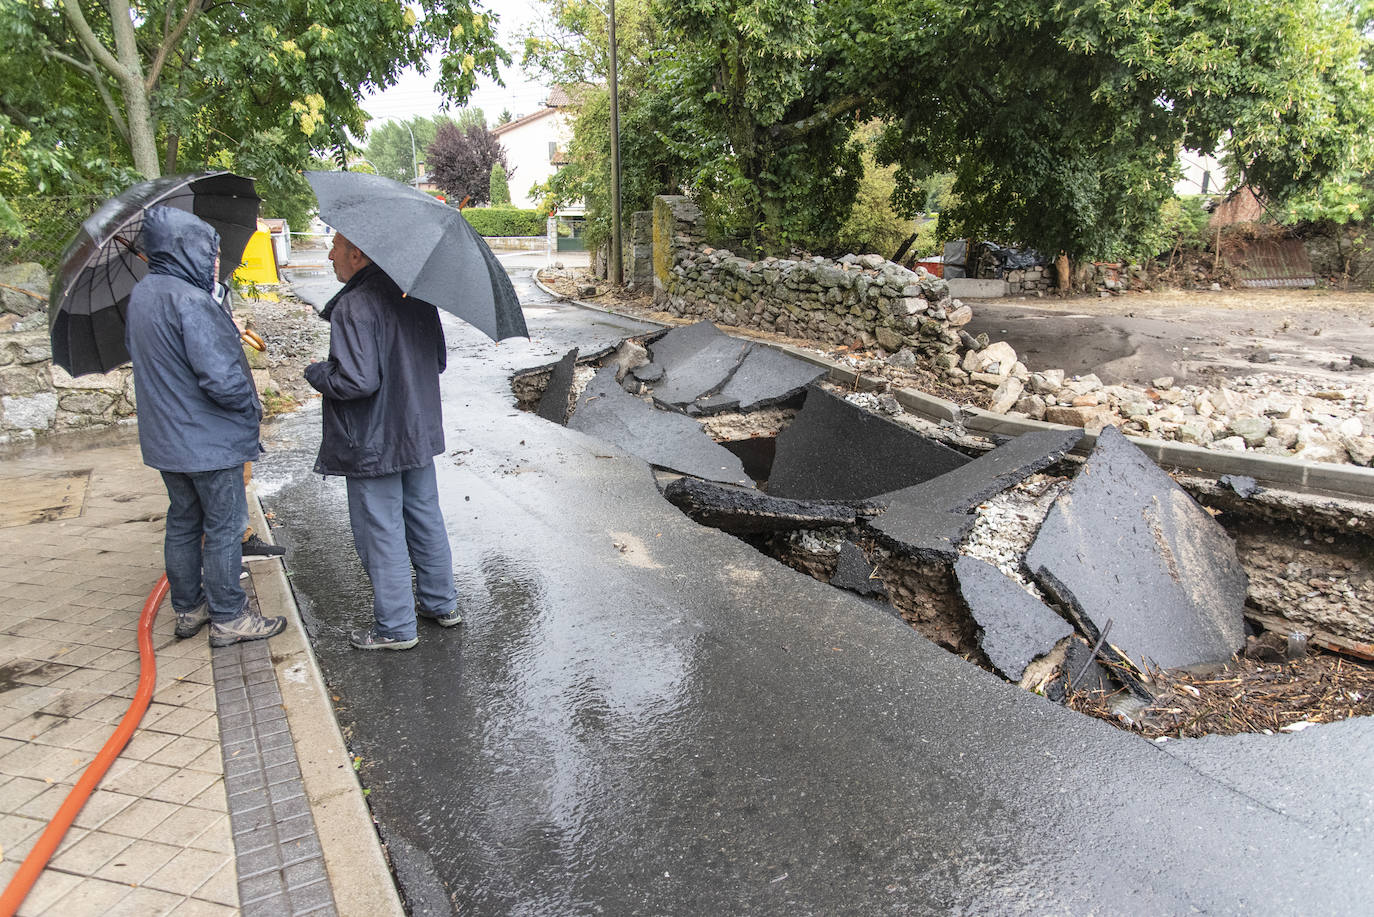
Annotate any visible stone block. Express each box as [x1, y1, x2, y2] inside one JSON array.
[[945, 278, 1007, 298], [0, 364, 53, 397], [0, 263, 48, 316], [2, 392, 58, 431]]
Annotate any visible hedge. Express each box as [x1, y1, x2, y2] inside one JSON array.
[[460, 206, 546, 237]]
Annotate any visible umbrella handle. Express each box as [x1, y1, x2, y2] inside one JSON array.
[[241, 328, 266, 352]]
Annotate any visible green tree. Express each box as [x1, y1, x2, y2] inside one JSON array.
[[0, 1, 507, 196], [489, 162, 511, 205], [641, 0, 1371, 260], [363, 115, 464, 185]]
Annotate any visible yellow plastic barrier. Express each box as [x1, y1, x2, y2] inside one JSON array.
[[234, 228, 280, 284]]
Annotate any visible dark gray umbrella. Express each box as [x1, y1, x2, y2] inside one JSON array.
[[306, 171, 528, 341], [49, 172, 260, 375]]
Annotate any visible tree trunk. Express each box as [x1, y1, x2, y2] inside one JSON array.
[[164, 134, 179, 175], [122, 81, 161, 178]]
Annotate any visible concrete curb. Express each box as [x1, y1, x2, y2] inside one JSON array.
[[246, 494, 407, 917], [530, 272, 1374, 499]]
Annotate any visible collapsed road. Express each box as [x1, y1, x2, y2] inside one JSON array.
[[259, 270, 1374, 915]]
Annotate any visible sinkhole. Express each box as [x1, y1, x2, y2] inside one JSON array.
[[512, 322, 1374, 740]]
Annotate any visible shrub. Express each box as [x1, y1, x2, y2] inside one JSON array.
[[460, 205, 546, 237]]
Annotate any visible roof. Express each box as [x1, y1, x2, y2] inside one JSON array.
[[546, 86, 573, 108], [491, 106, 556, 137], [551, 149, 570, 165]]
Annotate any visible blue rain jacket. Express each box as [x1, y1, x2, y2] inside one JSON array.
[[305, 263, 446, 477], [125, 207, 261, 472]]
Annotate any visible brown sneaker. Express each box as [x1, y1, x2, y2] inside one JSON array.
[[209, 611, 287, 647]]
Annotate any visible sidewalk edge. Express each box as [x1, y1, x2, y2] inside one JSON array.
[[247, 494, 407, 917]]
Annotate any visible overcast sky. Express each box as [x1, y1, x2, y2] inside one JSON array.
[[361, 1, 550, 127]]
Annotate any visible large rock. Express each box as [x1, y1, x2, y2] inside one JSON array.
[[2, 392, 58, 431], [1024, 426, 1248, 670], [536, 348, 580, 424], [0, 262, 49, 316]]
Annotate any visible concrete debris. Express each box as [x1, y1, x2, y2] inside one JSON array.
[[867, 430, 1082, 560], [632, 362, 664, 382], [718, 345, 826, 412], [830, 541, 888, 597], [954, 556, 1073, 681], [661, 476, 857, 534], [612, 339, 649, 382], [568, 366, 754, 487], [535, 348, 579, 424], [1024, 426, 1249, 670], [1219, 474, 1261, 499], [1060, 638, 1114, 695], [769, 386, 970, 502], [647, 321, 751, 407]]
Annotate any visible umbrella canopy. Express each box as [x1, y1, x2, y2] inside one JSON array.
[[49, 172, 260, 376], [306, 171, 528, 342]]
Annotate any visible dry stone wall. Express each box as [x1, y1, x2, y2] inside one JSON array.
[[0, 262, 135, 444], [652, 195, 970, 368]]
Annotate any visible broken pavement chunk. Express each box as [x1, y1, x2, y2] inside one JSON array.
[[1024, 425, 1248, 670], [1219, 474, 1261, 499], [647, 321, 751, 407], [830, 541, 888, 597], [716, 345, 826, 412], [866, 428, 1081, 560], [569, 366, 754, 487], [662, 476, 857, 534], [769, 386, 970, 502], [954, 556, 1073, 681], [535, 347, 579, 424]]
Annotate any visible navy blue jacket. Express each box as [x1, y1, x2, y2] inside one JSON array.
[[305, 263, 446, 477], [125, 207, 261, 472]]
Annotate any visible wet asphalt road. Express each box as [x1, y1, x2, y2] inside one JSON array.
[[257, 266, 1374, 914]]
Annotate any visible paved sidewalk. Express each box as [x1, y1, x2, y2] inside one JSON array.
[[0, 430, 394, 916]]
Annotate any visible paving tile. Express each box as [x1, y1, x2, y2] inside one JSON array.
[[167, 897, 238, 917], [13, 867, 82, 917], [149, 736, 218, 770], [15, 783, 69, 821], [235, 841, 284, 878], [101, 759, 177, 797], [102, 885, 185, 917], [186, 745, 225, 775], [238, 868, 286, 905], [158, 808, 229, 850], [272, 814, 316, 845], [0, 813, 46, 857], [0, 741, 89, 781], [118, 729, 179, 761], [70, 789, 139, 830], [41, 876, 135, 916], [73, 695, 133, 724], [0, 774, 48, 811], [36, 689, 105, 719], [92, 837, 182, 885], [287, 877, 337, 915], [0, 712, 65, 741], [148, 768, 221, 805], [186, 779, 230, 811], [47, 827, 133, 874], [98, 796, 181, 839], [144, 846, 236, 897]]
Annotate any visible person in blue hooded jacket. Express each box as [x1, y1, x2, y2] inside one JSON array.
[[125, 206, 287, 647]]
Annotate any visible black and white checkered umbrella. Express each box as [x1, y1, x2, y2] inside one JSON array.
[[49, 172, 260, 375]]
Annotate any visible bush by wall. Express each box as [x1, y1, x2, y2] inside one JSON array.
[[460, 206, 545, 237]]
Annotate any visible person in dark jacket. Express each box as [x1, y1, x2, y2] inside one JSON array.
[[125, 207, 287, 646], [305, 233, 459, 650]]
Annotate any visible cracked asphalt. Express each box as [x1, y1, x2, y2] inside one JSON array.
[[254, 262, 1374, 915]]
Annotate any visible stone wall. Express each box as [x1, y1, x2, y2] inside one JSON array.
[[0, 262, 135, 444], [651, 195, 971, 374]]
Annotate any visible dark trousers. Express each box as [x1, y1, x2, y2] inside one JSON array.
[[161, 467, 248, 623], [345, 462, 457, 640]]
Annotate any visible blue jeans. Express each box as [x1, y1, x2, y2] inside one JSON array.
[[345, 462, 457, 640], [161, 467, 249, 623]]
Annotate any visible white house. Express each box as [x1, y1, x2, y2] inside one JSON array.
[[491, 87, 578, 212]]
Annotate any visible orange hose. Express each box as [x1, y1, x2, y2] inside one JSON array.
[[0, 574, 168, 917]]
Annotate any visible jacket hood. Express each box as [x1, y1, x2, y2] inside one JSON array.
[[142, 207, 219, 293]]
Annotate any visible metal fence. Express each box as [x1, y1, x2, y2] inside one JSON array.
[[1, 195, 104, 272]]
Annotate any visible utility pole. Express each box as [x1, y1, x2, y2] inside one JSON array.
[[608, 0, 623, 285], [403, 121, 420, 188]]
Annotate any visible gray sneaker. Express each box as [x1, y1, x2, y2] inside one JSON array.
[[209, 611, 288, 648], [349, 627, 419, 651], [419, 608, 462, 628], [175, 602, 210, 639]]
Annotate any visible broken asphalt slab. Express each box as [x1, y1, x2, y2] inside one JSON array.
[[568, 365, 754, 487], [662, 476, 859, 534], [1025, 425, 1249, 670], [646, 320, 751, 407], [647, 321, 824, 414], [867, 428, 1082, 560], [953, 556, 1073, 681], [535, 347, 579, 424], [769, 386, 971, 501], [831, 541, 888, 597]]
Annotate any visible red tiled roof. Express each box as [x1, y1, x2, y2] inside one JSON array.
[[491, 106, 555, 137]]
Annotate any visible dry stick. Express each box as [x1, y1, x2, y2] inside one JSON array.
[[0, 282, 47, 302], [1069, 619, 1113, 691]]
